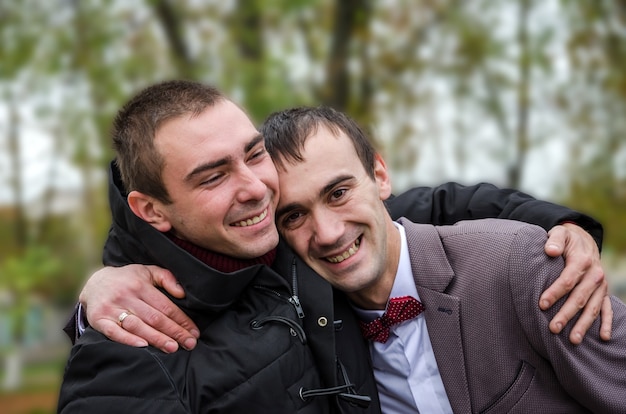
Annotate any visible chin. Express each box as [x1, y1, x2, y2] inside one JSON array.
[[318, 275, 360, 293], [247, 238, 280, 258], [246, 229, 279, 248]]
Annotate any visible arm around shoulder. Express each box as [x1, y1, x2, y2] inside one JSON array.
[[387, 182, 603, 250], [508, 225, 626, 413]]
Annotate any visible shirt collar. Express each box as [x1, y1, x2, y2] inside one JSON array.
[[353, 222, 419, 321], [391, 222, 419, 300]]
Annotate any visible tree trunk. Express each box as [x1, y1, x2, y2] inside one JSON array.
[[8, 93, 27, 254], [510, 0, 531, 188], [230, 0, 266, 121], [153, 0, 195, 78], [320, 0, 370, 112], [2, 349, 23, 391]]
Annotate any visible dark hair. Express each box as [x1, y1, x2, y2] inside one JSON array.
[[260, 106, 377, 179], [112, 80, 225, 203]]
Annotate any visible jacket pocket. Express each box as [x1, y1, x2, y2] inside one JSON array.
[[480, 360, 535, 414]]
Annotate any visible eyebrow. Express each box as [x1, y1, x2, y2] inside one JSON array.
[[184, 133, 264, 183], [245, 134, 264, 153], [276, 174, 353, 219]]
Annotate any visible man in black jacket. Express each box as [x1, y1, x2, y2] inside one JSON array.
[[61, 80, 609, 413], [59, 80, 367, 413]]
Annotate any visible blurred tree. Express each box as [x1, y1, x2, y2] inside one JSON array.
[[1, 0, 626, 316], [6, 95, 26, 254], [559, 0, 626, 252], [225, 0, 269, 120], [319, 0, 372, 116], [153, 0, 196, 78], [2, 0, 625, 405], [1, 0, 43, 257], [0, 246, 62, 390]]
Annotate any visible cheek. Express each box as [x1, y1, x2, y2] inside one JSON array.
[[281, 231, 297, 247], [193, 193, 229, 224], [259, 160, 280, 188], [276, 172, 297, 198], [283, 231, 307, 256]]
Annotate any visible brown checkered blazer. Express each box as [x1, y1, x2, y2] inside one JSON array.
[[400, 217, 626, 413]]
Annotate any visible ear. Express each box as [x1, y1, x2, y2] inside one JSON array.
[[127, 190, 172, 233], [373, 153, 392, 201]]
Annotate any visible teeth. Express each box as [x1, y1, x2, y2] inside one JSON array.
[[233, 209, 267, 227], [326, 239, 360, 263]]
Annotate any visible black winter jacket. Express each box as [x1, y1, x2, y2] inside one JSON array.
[[59, 163, 602, 414], [58, 164, 365, 413]]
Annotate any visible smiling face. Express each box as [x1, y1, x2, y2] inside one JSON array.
[[275, 125, 400, 309], [147, 99, 280, 258]]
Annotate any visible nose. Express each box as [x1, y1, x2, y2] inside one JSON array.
[[310, 207, 344, 248], [235, 165, 267, 202]]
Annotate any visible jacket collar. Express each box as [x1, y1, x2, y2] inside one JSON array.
[[397, 217, 455, 292], [106, 161, 289, 316], [397, 217, 472, 413]]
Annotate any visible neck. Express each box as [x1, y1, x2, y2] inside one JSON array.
[[348, 280, 394, 311], [348, 219, 401, 310], [167, 234, 277, 272]]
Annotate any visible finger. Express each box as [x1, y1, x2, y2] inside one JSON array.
[[548, 276, 607, 337], [147, 265, 186, 299], [599, 296, 613, 341], [118, 312, 184, 353], [140, 287, 200, 340], [566, 283, 606, 345], [125, 298, 199, 351], [92, 319, 148, 348], [544, 226, 567, 257], [540, 263, 583, 311]]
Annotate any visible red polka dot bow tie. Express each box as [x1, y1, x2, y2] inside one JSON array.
[[359, 296, 424, 343]]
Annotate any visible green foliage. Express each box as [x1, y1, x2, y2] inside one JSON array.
[[0, 0, 625, 311], [565, 161, 626, 253], [0, 247, 61, 295], [0, 0, 621, 406], [0, 246, 62, 341]]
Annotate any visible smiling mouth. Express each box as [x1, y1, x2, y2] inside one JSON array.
[[325, 237, 361, 263], [232, 209, 268, 227]]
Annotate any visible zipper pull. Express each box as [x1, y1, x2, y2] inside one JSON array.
[[289, 295, 305, 319], [289, 257, 305, 318]]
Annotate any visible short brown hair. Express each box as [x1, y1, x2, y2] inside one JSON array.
[[112, 80, 225, 203], [261, 106, 377, 179]]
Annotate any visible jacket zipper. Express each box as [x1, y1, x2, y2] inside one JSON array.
[[288, 257, 305, 319], [253, 258, 304, 319]]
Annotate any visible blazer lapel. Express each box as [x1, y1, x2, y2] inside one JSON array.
[[399, 218, 472, 414]]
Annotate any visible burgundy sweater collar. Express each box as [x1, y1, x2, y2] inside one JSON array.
[[167, 233, 277, 273]]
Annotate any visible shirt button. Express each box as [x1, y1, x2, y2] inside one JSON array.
[[317, 317, 328, 327]]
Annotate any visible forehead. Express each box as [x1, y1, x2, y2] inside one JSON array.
[[280, 125, 358, 170], [276, 126, 360, 199], [156, 100, 255, 148], [155, 100, 262, 185]]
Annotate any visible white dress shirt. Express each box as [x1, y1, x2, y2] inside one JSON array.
[[353, 223, 453, 414]]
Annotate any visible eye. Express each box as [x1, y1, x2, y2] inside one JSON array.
[[280, 211, 304, 230], [248, 147, 267, 163], [200, 172, 224, 186], [330, 188, 347, 201]]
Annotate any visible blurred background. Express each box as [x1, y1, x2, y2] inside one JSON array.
[[1, 0, 625, 412]]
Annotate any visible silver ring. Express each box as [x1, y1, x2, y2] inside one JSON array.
[[118, 311, 131, 327]]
